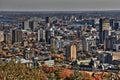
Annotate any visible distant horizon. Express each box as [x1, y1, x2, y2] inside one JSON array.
[[1, 9, 120, 12]]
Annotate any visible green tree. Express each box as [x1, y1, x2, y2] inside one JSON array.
[[86, 51, 93, 57], [51, 45, 57, 54]]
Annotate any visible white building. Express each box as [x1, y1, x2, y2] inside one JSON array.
[[24, 21, 30, 30], [82, 36, 96, 51], [38, 29, 46, 41]]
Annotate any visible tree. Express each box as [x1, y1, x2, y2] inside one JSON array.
[[50, 44, 57, 54], [0, 60, 48, 80], [59, 68, 73, 79], [86, 51, 93, 57], [81, 54, 86, 59], [68, 70, 82, 80]]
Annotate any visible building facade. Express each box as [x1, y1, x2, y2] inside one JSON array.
[[66, 44, 77, 61]]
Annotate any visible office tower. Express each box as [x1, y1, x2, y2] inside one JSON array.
[[66, 44, 77, 61], [82, 37, 96, 52], [38, 29, 46, 42], [29, 21, 39, 30], [24, 21, 30, 30], [23, 20, 39, 30], [46, 17, 50, 27], [46, 17, 50, 23], [110, 19, 114, 29], [103, 30, 110, 41], [113, 20, 120, 30], [0, 23, 4, 31], [104, 36, 113, 51], [4, 31, 12, 44], [45, 28, 54, 43], [45, 30, 51, 43], [99, 18, 103, 44], [33, 21, 39, 30], [99, 18, 111, 44], [0, 31, 4, 42], [29, 21, 34, 30], [12, 29, 23, 44]]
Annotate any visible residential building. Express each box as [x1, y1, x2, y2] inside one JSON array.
[[66, 44, 77, 61]]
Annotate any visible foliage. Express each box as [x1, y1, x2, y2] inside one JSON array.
[[67, 70, 83, 80], [0, 60, 47, 80], [86, 51, 93, 57], [50, 45, 57, 54], [59, 68, 73, 79], [0, 60, 114, 80]]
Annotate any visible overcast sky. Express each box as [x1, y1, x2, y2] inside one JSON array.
[[0, 0, 120, 11]]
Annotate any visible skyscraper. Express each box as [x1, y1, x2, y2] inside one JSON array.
[[12, 29, 23, 44], [29, 21, 34, 30], [99, 18, 111, 44], [45, 28, 54, 43], [29, 21, 39, 30], [0, 31, 4, 42], [24, 21, 30, 30], [38, 29, 46, 42], [46, 17, 50, 27], [113, 19, 120, 30], [66, 44, 77, 61]]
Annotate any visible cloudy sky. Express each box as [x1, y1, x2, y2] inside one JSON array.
[[0, 0, 120, 11]]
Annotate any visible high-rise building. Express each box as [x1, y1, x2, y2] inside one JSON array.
[[66, 44, 77, 61], [110, 19, 114, 29], [4, 31, 12, 44], [24, 21, 30, 30], [23, 20, 39, 30], [113, 19, 120, 30], [0, 31, 4, 42], [38, 29, 46, 42], [12, 29, 23, 44], [33, 21, 39, 30], [46, 17, 50, 23], [104, 36, 113, 51], [82, 37, 96, 52], [46, 17, 50, 27], [45, 28, 54, 43], [29, 21, 39, 30], [29, 21, 34, 30], [0, 23, 4, 31], [99, 18, 111, 44]]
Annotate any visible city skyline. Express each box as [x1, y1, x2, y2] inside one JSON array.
[[0, 0, 120, 11]]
